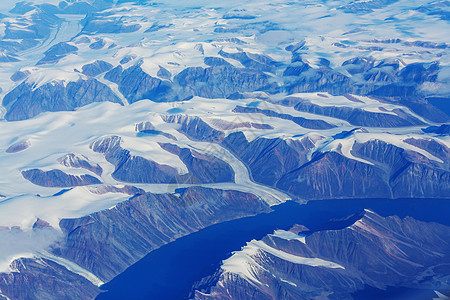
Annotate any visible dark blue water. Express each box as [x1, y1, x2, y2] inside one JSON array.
[[97, 198, 450, 300]]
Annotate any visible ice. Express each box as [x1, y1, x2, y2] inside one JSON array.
[[0, 93, 446, 235], [0, 0, 448, 286], [221, 242, 263, 286], [222, 238, 345, 286], [0, 0, 446, 103], [120, 135, 189, 175], [38, 250, 104, 287], [326, 138, 375, 165], [433, 291, 450, 300], [271, 229, 306, 244], [354, 132, 445, 163], [0, 228, 60, 273], [251, 240, 345, 269], [0, 98, 296, 232], [290, 93, 410, 116]]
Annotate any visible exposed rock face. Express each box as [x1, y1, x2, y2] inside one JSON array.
[[52, 187, 269, 281], [159, 143, 234, 184], [284, 97, 423, 127], [233, 105, 336, 130], [194, 210, 450, 299], [204, 57, 233, 67], [404, 138, 450, 163], [82, 60, 113, 77], [0, 258, 99, 300], [222, 132, 315, 186], [88, 185, 145, 196], [58, 153, 103, 176], [90, 136, 179, 183], [0, 3, 448, 124], [89, 39, 106, 50], [0, 8, 61, 52], [119, 54, 136, 65], [90, 136, 233, 184], [82, 12, 141, 34], [223, 133, 450, 199], [104, 63, 172, 103], [162, 115, 225, 142], [338, 0, 402, 13], [277, 151, 391, 199], [89, 135, 122, 154], [5, 140, 31, 153], [399, 98, 449, 124], [0, 1, 449, 299], [174, 65, 275, 100], [10, 70, 31, 82], [281, 54, 449, 123], [341, 56, 376, 75], [218, 50, 279, 73], [135, 121, 155, 132], [285, 67, 354, 96], [399, 62, 439, 84], [104, 59, 275, 103], [22, 169, 101, 187], [37, 42, 78, 65], [352, 140, 450, 198], [157, 66, 172, 79], [32, 219, 52, 230], [56, 1, 101, 14], [423, 124, 450, 135], [135, 121, 177, 140], [3, 79, 122, 121], [3, 52, 447, 123]]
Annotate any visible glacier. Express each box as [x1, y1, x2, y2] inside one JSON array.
[[0, 0, 448, 298]]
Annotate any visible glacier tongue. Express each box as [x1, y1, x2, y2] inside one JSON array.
[[0, 0, 448, 298]]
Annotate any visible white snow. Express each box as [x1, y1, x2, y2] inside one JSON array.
[[0, 93, 447, 232], [353, 132, 445, 163], [38, 250, 104, 287], [0, 0, 448, 286], [0, 187, 132, 230], [271, 230, 306, 244], [327, 138, 375, 165], [280, 278, 297, 287], [433, 291, 450, 300], [0, 228, 60, 273], [288, 93, 416, 117], [222, 239, 345, 286], [0, 97, 296, 231], [221, 243, 263, 286], [0, 289, 11, 300], [251, 240, 345, 269]]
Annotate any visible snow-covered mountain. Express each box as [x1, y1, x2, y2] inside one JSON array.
[[0, 0, 448, 299], [194, 210, 450, 299]]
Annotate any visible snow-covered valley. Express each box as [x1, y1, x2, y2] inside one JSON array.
[[0, 0, 449, 298]]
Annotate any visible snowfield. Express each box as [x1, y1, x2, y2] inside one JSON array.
[[0, 0, 448, 296]]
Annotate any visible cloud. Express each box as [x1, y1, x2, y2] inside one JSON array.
[[0, 227, 61, 272]]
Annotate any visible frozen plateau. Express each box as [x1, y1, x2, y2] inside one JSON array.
[[0, 0, 448, 299]]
